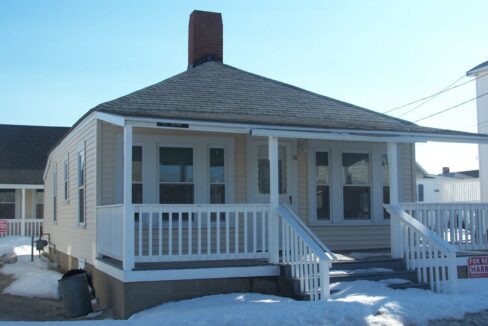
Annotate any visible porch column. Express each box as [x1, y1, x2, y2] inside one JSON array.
[[123, 123, 135, 271], [268, 136, 279, 263], [21, 188, 26, 236], [388, 142, 402, 258]]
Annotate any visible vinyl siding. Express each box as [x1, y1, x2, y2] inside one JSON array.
[[43, 116, 97, 265]]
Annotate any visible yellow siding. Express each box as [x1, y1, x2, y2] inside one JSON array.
[[43, 116, 97, 265]]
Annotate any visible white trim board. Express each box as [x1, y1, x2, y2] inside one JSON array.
[[0, 184, 43, 189], [94, 260, 280, 283]]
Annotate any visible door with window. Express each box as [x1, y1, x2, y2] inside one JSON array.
[[249, 141, 297, 211]]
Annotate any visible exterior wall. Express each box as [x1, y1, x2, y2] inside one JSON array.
[[476, 74, 488, 201], [417, 177, 480, 203], [43, 116, 97, 265], [398, 143, 416, 203]]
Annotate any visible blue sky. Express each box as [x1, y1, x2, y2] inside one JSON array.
[[1, 1, 487, 173]]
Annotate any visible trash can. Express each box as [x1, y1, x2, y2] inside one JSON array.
[[58, 270, 93, 317]]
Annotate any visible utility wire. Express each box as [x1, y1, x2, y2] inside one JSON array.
[[383, 73, 488, 115], [414, 91, 488, 123]]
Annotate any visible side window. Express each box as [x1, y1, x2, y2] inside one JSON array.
[[63, 155, 69, 202], [77, 147, 85, 225], [132, 146, 143, 204], [315, 152, 330, 221], [418, 184, 424, 202], [209, 148, 226, 204], [342, 153, 371, 219]]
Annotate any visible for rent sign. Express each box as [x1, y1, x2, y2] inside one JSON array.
[[0, 220, 6, 235], [468, 256, 488, 278]]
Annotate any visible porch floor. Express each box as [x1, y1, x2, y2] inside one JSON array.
[[99, 256, 271, 271]]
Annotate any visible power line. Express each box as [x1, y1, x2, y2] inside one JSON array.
[[383, 73, 488, 115], [414, 91, 488, 123]]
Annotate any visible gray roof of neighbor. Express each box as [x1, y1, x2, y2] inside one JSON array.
[[467, 60, 488, 76], [91, 61, 481, 138], [0, 124, 69, 185]]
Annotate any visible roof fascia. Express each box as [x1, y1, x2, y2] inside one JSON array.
[[95, 112, 125, 126], [0, 184, 43, 189], [124, 116, 488, 144]]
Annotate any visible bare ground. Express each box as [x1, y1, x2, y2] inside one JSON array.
[[0, 264, 112, 321]]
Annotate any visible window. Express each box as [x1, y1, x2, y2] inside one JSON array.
[[35, 190, 44, 220], [132, 146, 143, 204], [257, 145, 287, 195], [77, 148, 85, 225], [382, 154, 390, 218], [159, 147, 194, 204], [342, 153, 371, 219], [315, 152, 330, 221], [63, 156, 69, 202], [0, 189, 15, 219], [209, 148, 226, 204], [53, 165, 57, 222], [418, 184, 424, 202]]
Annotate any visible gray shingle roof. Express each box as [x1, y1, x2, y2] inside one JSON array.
[[92, 61, 478, 137], [467, 60, 488, 76], [0, 124, 69, 184]]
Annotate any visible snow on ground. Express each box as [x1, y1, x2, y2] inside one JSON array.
[[0, 236, 61, 299], [330, 268, 394, 276]]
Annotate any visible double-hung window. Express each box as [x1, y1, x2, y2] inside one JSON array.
[[63, 156, 69, 202], [315, 152, 330, 221], [132, 146, 143, 204], [77, 148, 85, 225], [35, 190, 44, 219], [209, 148, 226, 204], [159, 147, 194, 204], [342, 152, 371, 219], [0, 189, 15, 219], [53, 164, 57, 222]]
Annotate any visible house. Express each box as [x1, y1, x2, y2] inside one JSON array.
[[416, 165, 480, 202], [467, 61, 488, 201], [42, 10, 488, 318], [0, 124, 68, 237]]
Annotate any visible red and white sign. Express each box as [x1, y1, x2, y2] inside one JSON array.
[[0, 220, 7, 235], [468, 256, 488, 278]]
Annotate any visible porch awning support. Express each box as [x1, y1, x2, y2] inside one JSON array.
[[268, 136, 279, 264], [388, 142, 402, 258], [123, 123, 135, 271]]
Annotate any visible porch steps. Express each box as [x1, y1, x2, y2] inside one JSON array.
[[280, 257, 430, 300]]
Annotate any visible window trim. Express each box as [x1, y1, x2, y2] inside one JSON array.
[[341, 151, 373, 220], [63, 154, 69, 203], [77, 143, 86, 227]]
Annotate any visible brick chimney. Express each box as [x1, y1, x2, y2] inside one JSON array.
[[188, 10, 223, 68], [442, 167, 450, 174]]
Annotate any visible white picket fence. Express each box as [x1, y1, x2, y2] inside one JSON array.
[[399, 203, 488, 251], [0, 219, 43, 238], [385, 205, 458, 293]]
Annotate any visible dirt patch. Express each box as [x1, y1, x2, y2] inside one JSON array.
[[0, 269, 113, 321]]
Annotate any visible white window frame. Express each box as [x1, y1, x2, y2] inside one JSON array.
[[208, 145, 228, 204], [63, 154, 69, 203], [53, 163, 57, 223], [308, 149, 332, 225], [77, 143, 86, 227]]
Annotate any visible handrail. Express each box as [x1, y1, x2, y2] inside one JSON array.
[[384, 205, 457, 254], [279, 205, 336, 261]]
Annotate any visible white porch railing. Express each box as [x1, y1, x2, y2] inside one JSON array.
[[385, 205, 458, 293], [399, 203, 488, 251], [277, 205, 336, 301], [132, 204, 271, 263], [96, 205, 124, 260], [0, 219, 42, 238]]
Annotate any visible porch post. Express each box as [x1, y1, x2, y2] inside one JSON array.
[[21, 188, 26, 236], [388, 142, 402, 258], [268, 136, 279, 263], [123, 123, 135, 271]]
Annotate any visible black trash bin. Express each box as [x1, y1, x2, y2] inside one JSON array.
[[58, 269, 93, 317]]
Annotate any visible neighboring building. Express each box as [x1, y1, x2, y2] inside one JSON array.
[[467, 61, 488, 201], [42, 11, 488, 318], [0, 124, 68, 225], [416, 165, 480, 203]]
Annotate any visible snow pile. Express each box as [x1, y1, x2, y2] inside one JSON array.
[[330, 268, 394, 276], [0, 236, 62, 299]]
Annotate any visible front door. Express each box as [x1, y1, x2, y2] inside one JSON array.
[[248, 139, 298, 211]]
